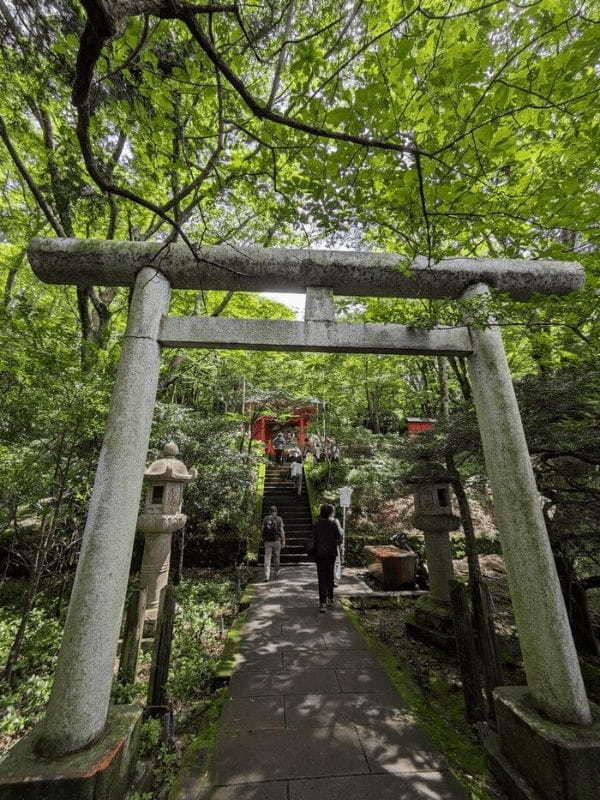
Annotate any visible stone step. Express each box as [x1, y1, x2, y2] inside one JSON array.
[[263, 500, 310, 506], [263, 506, 310, 511], [260, 555, 312, 565], [282, 522, 312, 528], [259, 546, 306, 554]]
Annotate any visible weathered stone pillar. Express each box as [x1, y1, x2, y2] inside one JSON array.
[[139, 533, 172, 620], [423, 529, 454, 604], [463, 282, 591, 726], [35, 267, 171, 756]]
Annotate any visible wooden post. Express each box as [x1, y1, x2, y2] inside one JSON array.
[[480, 582, 504, 690], [118, 588, 147, 685], [147, 530, 184, 710], [450, 580, 485, 723], [147, 585, 176, 710]]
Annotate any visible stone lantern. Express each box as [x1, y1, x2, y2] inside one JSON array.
[[409, 462, 460, 604], [405, 461, 461, 649], [138, 442, 197, 622]]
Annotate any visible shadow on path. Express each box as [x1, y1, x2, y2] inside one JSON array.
[[189, 566, 468, 799]]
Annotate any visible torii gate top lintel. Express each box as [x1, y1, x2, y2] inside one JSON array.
[[28, 237, 584, 300]]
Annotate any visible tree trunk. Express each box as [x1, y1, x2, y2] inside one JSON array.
[[450, 580, 485, 723], [437, 356, 449, 423], [555, 552, 599, 657], [447, 356, 472, 403], [118, 587, 147, 685]]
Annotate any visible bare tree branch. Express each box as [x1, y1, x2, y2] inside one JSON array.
[[0, 114, 66, 236]]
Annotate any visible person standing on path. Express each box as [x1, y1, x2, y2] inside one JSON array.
[[272, 431, 285, 463], [290, 456, 303, 495], [262, 505, 285, 581], [311, 504, 342, 612]]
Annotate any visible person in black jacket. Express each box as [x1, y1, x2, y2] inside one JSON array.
[[311, 504, 343, 612]]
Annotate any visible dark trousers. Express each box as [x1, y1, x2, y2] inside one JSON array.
[[316, 557, 336, 604]]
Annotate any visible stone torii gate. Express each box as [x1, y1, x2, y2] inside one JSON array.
[[11, 237, 598, 795]]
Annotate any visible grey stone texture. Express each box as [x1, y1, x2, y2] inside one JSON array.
[[288, 773, 468, 800], [463, 283, 592, 726], [193, 566, 468, 800], [304, 286, 336, 321], [490, 686, 600, 800], [0, 705, 142, 800], [220, 697, 285, 731], [201, 784, 287, 800], [35, 267, 171, 756], [422, 530, 455, 604], [28, 237, 583, 299], [159, 316, 474, 357]]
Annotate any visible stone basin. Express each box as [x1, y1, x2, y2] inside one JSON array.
[[363, 545, 418, 589]]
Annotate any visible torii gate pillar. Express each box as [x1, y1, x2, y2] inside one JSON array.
[[36, 267, 171, 756]]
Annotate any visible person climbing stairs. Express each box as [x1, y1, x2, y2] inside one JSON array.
[[259, 463, 313, 565]]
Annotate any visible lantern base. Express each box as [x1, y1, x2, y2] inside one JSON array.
[[0, 705, 142, 800], [406, 594, 455, 651]]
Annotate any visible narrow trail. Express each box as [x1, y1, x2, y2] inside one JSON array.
[[193, 565, 468, 799]]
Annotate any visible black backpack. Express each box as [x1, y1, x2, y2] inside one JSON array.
[[262, 515, 279, 542]]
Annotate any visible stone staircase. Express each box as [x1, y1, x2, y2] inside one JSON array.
[[259, 463, 313, 565]]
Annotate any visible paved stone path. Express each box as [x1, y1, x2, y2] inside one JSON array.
[[201, 565, 469, 799]]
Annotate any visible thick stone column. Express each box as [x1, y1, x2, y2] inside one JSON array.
[[463, 282, 591, 725], [36, 267, 171, 756], [423, 530, 454, 604]]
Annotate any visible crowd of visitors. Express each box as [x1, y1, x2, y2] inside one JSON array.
[[269, 430, 340, 463]]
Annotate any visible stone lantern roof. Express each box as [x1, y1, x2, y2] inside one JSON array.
[[405, 460, 451, 485], [144, 442, 198, 483]]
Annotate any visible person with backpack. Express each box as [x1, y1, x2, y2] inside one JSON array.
[[309, 504, 342, 612], [262, 505, 285, 581]]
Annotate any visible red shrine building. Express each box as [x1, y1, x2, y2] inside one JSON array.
[[245, 397, 319, 455], [404, 416, 435, 437]]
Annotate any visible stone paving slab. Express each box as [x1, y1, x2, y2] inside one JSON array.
[[228, 667, 341, 697], [212, 724, 369, 784], [242, 628, 327, 646], [203, 782, 287, 799], [288, 772, 468, 799], [219, 697, 285, 731], [321, 628, 368, 649], [233, 653, 284, 671], [355, 721, 448, 773], [336, 667, 394, 693], [191, 566, 468, 800], [284, 693, 406, 728], [282, 649, 375, 669], [237, 632, 327, 654], [281, 618, 349, 636]]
